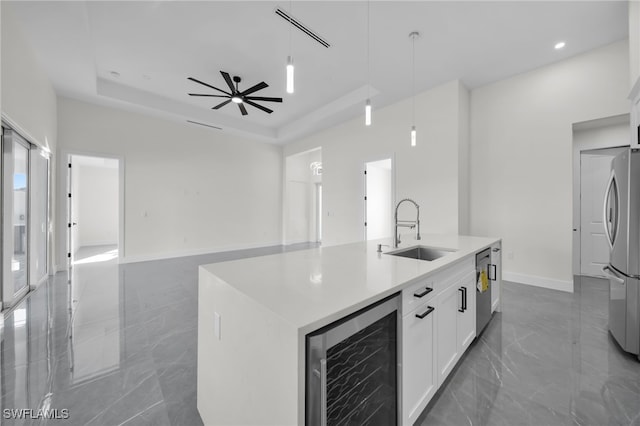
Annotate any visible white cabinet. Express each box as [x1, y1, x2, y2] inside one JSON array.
[[490, 242, 502, 313], [401, 257, 477, 425], [435, 283, 460, 386], [402, 302, 436, 426], [457, 271, 476, 353], [435, 269, 476, 387]]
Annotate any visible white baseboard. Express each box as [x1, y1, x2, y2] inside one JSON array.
[[120, 240, 284, 264], [503, 271, 574, 293]]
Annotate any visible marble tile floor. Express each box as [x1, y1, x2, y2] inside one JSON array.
[[2, 248, 639, 426], [0, 243, 317, 426], [418, 275, 640, 426]]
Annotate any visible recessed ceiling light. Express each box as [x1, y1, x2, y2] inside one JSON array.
[[554, 41, 566, 50], [110, 71, 120, 78]]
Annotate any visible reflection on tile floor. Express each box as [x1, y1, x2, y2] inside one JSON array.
[[2, 250, 639, 425], [0, 243, 317, 426]]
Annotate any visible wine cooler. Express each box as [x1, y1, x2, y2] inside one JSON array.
[[306, 294, 400, 425]]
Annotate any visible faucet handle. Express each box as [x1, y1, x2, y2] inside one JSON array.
[[377, 244, 390, 253]]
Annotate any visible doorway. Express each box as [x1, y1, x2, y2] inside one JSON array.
[[68, 155, 120, 267], [572, 115, 629, 277], [365, 159, 393, 240], [284, 148, 322, 245], [579, 149, 625, 276]]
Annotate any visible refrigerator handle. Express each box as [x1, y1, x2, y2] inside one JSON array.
[[603, 171, 616, 249], [602, 265, 625, 284]]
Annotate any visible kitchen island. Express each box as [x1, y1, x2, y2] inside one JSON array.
[[197, 234, 501, 426]]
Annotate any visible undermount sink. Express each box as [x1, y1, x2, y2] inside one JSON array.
[[385, 245, 457, 261]]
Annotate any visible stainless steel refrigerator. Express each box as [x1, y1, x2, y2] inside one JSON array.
[[602, 148, 640, 359]]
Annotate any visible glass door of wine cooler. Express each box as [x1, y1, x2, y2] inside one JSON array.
[[306, 294, 400, 426]]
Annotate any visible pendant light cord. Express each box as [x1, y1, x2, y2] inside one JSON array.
[[289, 0, 293, 54], [367, 0, 370, 99], [412, 34, 415, 126]]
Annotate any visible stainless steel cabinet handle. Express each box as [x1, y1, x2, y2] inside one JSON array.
[[320, 358, 327, 426], [415, 306, 434, 319], [458, 288, 465, 312], [603, 265, 625, 284], [489, 264, 497, 281], [462, 287, 467, 311], [414, 287, 433, 298]]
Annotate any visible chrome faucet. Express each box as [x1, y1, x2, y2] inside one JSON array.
[[394, 198, 421, 248]]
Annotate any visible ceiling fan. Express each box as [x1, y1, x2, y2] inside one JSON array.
[[188, 71, 282, 116]]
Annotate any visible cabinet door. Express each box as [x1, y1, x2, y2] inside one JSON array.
[[456, 272, 476, 352], [402, 304, 436, 426], [436, 285, 459, 387], [490, 244, 502, 313]]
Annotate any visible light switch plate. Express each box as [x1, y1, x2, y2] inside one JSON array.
[[214, 312, 221, 340]]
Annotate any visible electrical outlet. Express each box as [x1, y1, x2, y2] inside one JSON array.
[[214, 312, 221, 340]]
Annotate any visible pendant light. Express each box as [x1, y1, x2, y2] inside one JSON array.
[[409, 31, 419, 147], [286, 1, 295, 94], [364, 0, 372, 126]]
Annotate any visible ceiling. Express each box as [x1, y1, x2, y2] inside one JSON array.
[[6, 1, 628, 144]]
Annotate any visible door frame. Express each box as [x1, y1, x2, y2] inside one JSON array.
[[572, 114, 629, 276], [62, 150, 125, 269]]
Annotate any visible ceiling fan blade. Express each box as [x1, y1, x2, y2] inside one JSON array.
[[240, 81, 268, 96], [238, 103, 248, 116], [188, 77, 230, 95], [212, 99, 232, 110], [244, 99, 273, 114], [244, 96, 283, 103], [220, 71, 236, 93], [188, 93, 229, 98]]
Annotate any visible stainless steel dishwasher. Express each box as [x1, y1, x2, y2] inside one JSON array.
[[305, 293, 400, 426], [476, 248, 492, 335]]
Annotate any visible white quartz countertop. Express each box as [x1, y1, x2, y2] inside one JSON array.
[[200, 234, 499, 334]]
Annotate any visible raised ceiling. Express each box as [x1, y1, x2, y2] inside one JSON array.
[[6, 1, 628, 143]]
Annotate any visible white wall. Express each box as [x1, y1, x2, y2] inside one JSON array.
[[77, 163, 119, 248], [284, 80, 469, 247], [630, 0, 640, 87], [470, 41, 630, 290], [1, 6, 56, 152], [1, 4, 57, 289], [56, 97, 283, 267]]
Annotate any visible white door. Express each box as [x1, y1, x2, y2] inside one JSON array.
[[580, 153, 615, 276], [364, 159, 393, 240]]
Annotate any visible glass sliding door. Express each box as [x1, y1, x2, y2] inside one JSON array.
[[12, 137, 29, 297], [3, 128, 31, 305], [30, 149, 49, 285]]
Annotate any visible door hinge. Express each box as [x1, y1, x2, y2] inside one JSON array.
[[68, 193, 71, 198], [68, 163, 71, 168], [364, 222, 367, 226], [364, 170, 367, 175], [68, 223, 71, 228], [67, 253, 71, 258], [364, 196, 367, 201]]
